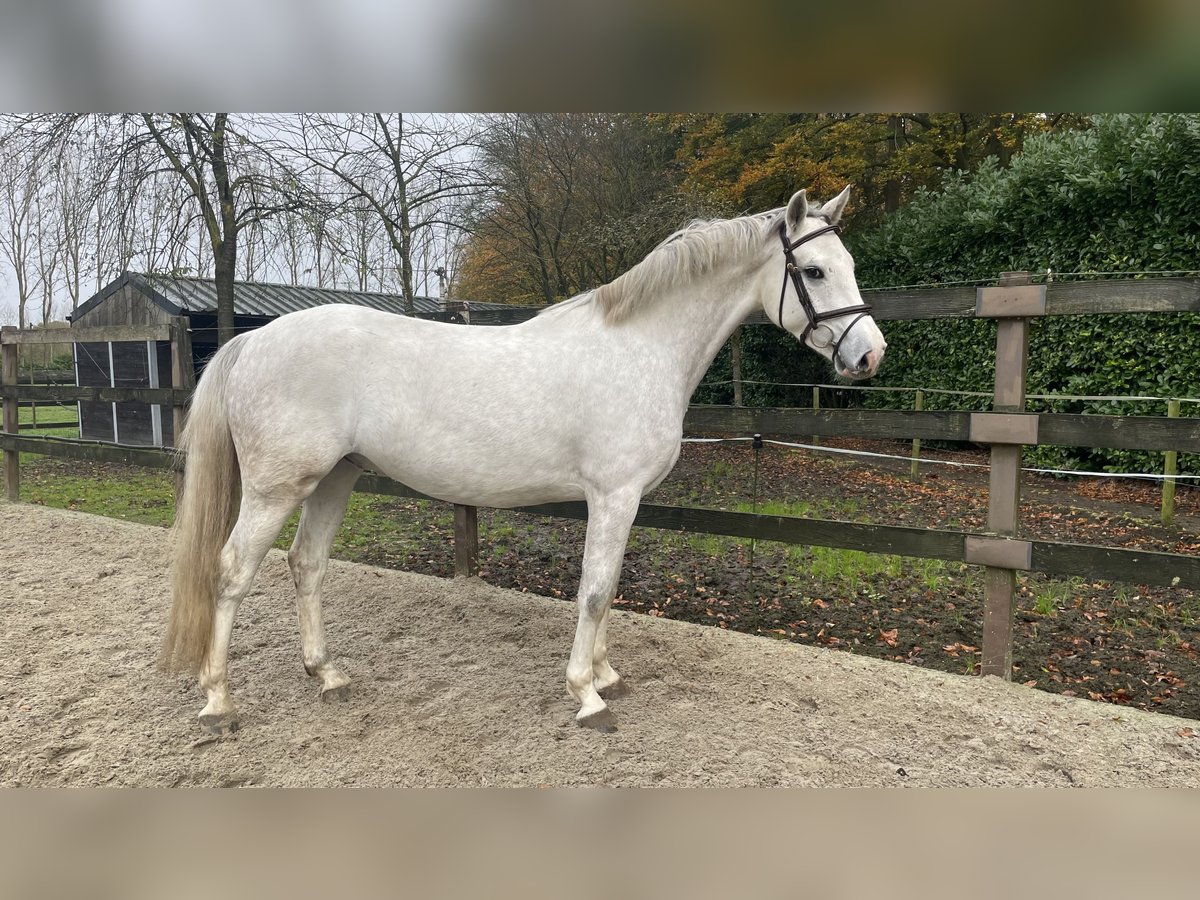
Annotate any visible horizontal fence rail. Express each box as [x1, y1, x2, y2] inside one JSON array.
[[18, 421, 77, 431], [0, 324, 174, 345], [683, 406, 1200, 453], [0, 433, 178, 470], [0, 384, 188, 405]]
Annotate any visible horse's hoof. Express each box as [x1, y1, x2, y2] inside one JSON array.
[[320, 683, 351, 702], [199, 713, 240, 735], [598, 677, 630, 700], [577, 707, 618, 733]]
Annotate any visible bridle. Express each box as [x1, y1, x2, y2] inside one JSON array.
[[777, 221, 872, 368]]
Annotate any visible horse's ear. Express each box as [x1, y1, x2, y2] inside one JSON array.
[[820, 185, 852, 226], [785, 190, 809, 230]]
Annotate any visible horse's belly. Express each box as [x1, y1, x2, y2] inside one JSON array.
[[355, 439, 587, 508], [374, 463, 586, 508], [355, 421, 679, 508]]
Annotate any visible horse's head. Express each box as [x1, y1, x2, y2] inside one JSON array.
[[762, 186, 886, 380]]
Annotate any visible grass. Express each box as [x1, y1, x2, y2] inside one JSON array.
[[23, 461, 175, 527], [17, 456, 457, 566], [12, 405, 81, 457], [18, 404, 79, 426], [278, 494, 456, 564], [1026, 576, 1084, 617], [626, 493, 970, 597], [734, 496, 955, 589], [738, 497, 865, 521]]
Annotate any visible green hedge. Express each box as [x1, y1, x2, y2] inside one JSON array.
[[846, 114, 1200, 475]]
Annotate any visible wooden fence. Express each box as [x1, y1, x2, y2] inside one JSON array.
[[2, 275, 1199, 682], [11, 369, 78, 431]]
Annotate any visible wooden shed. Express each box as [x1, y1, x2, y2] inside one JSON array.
[[68, 272, 471, 447]]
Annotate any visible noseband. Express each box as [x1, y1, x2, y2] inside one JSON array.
[[778, 222, 872, 369]]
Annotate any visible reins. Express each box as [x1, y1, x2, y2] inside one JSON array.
[[777, 221, 872, 367]]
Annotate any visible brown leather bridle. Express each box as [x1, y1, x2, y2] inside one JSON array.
[[778, 221, 873, 370]]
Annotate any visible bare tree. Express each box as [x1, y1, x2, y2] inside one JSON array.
[[51, 134, 93, 313], [272, 205, 308, 285], [12, 114, 307, 345], [321, 194, 386, 292], [0, 136, 41, 328], [282, 114, 486, 314], [3, 114, 485, 326], [161, 177, 203, 277], [139, 114, 308, 344], [33, 186, 60, 324]]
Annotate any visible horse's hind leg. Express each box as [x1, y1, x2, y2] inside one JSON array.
[[288, 459, 361, 701], [566, 490, 639, 731], [199, 488, 302, 732]]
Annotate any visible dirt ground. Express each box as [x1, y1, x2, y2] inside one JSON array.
[[3, 501, 1199, 787]]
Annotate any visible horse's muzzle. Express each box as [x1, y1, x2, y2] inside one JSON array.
[[840, 346, 885, 380]]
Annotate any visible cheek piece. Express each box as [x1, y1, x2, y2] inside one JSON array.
[[777, 222, 872, 369]]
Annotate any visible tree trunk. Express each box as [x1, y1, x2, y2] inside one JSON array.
[[884, 115, 903, 213], [210, 115, 239, 346], [214, 238, 237, 346]]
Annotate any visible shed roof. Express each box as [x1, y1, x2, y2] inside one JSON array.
[[71, 271, 457, 320]]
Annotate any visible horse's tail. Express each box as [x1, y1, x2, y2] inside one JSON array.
[[159, 335, 248, 674]]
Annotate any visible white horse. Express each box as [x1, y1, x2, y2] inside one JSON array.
[[162, 187, 886, 733]]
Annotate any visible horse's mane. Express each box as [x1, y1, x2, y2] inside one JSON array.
[[587, 209, 789, 325], [537, 207, 838, 325]]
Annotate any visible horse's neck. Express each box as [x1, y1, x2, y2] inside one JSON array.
[[631, 268, 763, 400]]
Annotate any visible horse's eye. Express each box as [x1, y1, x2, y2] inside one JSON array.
[[803, 266, 823, 279]]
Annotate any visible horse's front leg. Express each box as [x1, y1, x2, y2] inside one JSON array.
[[566, 491, 639, 732], [593, 609, 629, 699]]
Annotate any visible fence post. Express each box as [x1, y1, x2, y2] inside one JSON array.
[[169, 317, 195, 505], [811, 386, 820, 446], [454, 504, 479, 577], [910, 389, 924, 480], [2, 327, 19, 501], [28, 368, 36, 428], [976, 271, 1039, 680], [1162, 398, 1180, 525]]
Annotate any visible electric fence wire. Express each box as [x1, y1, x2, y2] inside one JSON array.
[[697, 379, 1200, 405], [680, 436, 1200, 481]]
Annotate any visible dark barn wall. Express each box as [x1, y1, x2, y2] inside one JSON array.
[[76, 339, 171, 446], [76, 341, 114, 443], [157, 341, 174, 446], [74, 282, 177, 446], [73, 290, 275, 447], [111, 341, 153, 445]]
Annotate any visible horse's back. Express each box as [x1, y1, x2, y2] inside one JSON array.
[[222, 305, 681, 506]]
